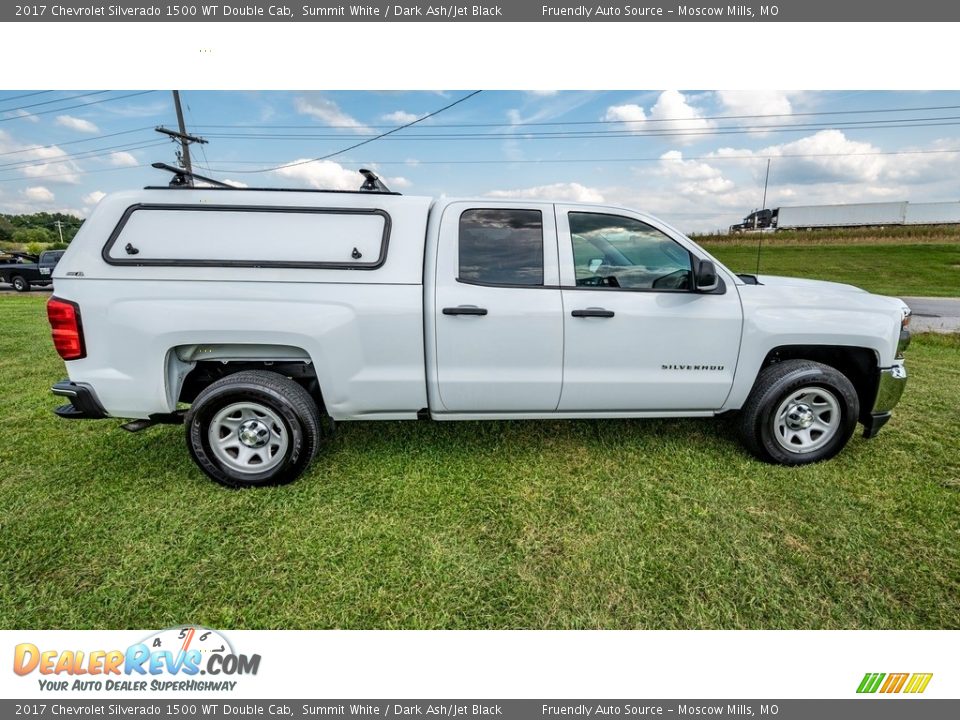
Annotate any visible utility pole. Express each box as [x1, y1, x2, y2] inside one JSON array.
[[755, 159, 771, 275], [172, 90, 192, 175], [761, 158, 771, 211], [154, 91, 208, 186], [53, 220, 65, 243]]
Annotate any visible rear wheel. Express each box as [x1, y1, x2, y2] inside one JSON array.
[[185, 370, 322, 488], [738, 360, 859, 465], [11, 275, 29, 292]]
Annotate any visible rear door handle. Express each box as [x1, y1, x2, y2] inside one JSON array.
[[443, 305, 488, 316], [571, 308, 615, 318]]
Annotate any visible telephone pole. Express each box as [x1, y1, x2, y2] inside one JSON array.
[[155, 91, 208, 185], [761, 158, 771, 211], [53, 220, 65, 243]]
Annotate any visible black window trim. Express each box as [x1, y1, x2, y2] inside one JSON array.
[[102, 203, 392, 270], [456, 207, 546, 289]]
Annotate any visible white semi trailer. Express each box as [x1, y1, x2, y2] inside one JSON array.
[[775, 202, 908, 229], [730, 201, 960, 232]]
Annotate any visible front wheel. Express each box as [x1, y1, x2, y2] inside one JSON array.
[[738, 360, 859, 465], [11, 275, 29, 292], [185, 370, 323, 488]]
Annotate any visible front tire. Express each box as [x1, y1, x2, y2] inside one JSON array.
[[185, 370, 322, 488], [11, 275, 29, 292], [738, 360, 859, 465]]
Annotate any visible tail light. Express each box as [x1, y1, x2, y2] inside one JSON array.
[[47, 297, 86, 361]]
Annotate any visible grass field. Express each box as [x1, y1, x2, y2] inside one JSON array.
[[700, 241, 960, 297], [1, 294, 958, 629]]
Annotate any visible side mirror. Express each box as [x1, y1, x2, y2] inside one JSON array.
[[694, 259, 719, 292]]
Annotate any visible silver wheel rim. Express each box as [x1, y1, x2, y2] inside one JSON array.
[[773, 386, 841, 454], [207, 401, 289, 474]]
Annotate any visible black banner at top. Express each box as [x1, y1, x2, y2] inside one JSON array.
[[4, 0, 960, 22]]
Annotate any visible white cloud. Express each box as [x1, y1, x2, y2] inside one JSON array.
[[0, 130, 81, 184], [381, 110, 418, 124], [272, 160, 407, 192], [7, 109, 39, 123], [604, 103, 646, 124], [82, 190, 106, 204], [294, 96, 368, 133], [656, 151, 734, 196], [648, 90, 714, 135], [222, 179, 248, 188], [714, 91, 808, 136], [55, 115, 100, 133], [274, 160, 365, 190], [603, 91, 713, 144], [108, 151, 138, 167], [487, 182, 605, 203], [23, 186, 54, 203], [715, 91, 798, 118], [712, 130, 888, 184], [527, 90, 559, 97]]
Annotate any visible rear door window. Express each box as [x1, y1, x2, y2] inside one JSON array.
[[458, 209, 544, 286]]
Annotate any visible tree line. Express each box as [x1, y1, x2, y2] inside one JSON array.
[[0, 212, 84, 248]]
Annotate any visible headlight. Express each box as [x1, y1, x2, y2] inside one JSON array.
[[897, 308, 911, 357]]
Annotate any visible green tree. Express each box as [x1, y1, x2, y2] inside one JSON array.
[[0, 216, 14, 243], [12, 227, 56, 246]]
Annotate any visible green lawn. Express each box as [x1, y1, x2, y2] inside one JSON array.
[[0, 294, 958, 629], [702, 242, 960, 297]]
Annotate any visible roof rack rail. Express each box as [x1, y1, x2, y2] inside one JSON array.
[[146, 164, 401, 195]]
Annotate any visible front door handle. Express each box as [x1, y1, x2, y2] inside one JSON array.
[[571, 308, 615, 318], [443, 305, 488, 316]]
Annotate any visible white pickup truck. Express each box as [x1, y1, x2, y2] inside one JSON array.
[[47, 171, 910, 487]]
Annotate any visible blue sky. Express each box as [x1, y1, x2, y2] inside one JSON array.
[[1, 90, 959, 232]]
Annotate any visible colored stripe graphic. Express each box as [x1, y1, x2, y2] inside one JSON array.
[[880, 673, 909, 693], [857, 673, 885, 693], [904, 673, 934, 694], [857, 672, 932, 694]]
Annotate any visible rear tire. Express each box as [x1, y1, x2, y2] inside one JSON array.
[[738, 359, 859, 465], [185, 370, 322, 488], [11, 275, 29, 292]]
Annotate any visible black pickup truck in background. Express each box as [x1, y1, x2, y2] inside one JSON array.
[[0, 250, 65, 291]]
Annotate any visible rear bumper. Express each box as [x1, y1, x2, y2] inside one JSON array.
[[863, 364, 907, 439], [51, 380, 108, 420]]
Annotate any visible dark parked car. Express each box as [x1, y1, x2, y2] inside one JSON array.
[[0, 250, 64, 291]]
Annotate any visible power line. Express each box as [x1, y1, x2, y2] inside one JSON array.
[[0, 91, 55, 104], [193, 117, 960, 144], [0, 126, 155, 158], [0, 90, 110, 115], [0, 91, 156, 123], [0, 163, 149, 183], [200, 146, 960, 169], [225, 91, 484, 174], [191, 102, 960, 130], [0, 140, 169, 172]]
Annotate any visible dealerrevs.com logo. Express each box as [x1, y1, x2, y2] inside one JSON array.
[[13, 626, 261, 693]]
